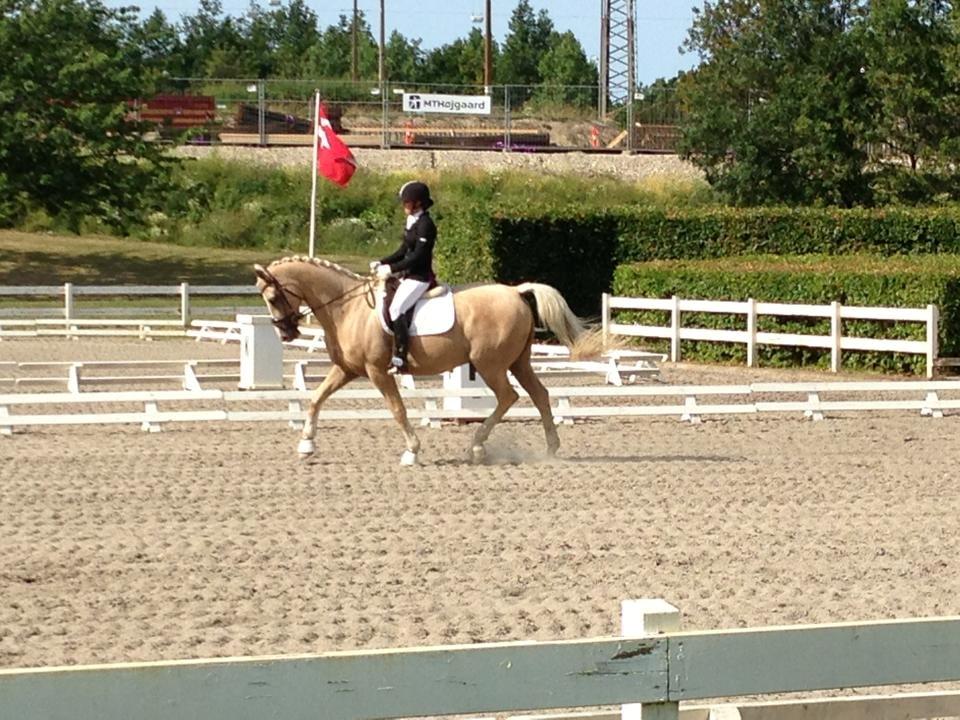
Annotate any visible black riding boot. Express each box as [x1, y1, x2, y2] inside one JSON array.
[[389, 314, 410, 374]]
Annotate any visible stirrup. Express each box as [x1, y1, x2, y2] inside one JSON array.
[[387, 356, 408, 375]]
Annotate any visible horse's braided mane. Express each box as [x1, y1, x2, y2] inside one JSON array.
[[267, 255, 363, 280]]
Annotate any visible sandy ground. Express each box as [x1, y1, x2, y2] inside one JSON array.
[[2, 338, 960, 685]]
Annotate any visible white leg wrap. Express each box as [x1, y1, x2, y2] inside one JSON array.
[[297, 438, 316, 457], [400, 450, 418, 466]]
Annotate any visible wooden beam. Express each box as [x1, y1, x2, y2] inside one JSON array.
[[669, 617, 960, 701], [606, 129, 628, 148], [0, 637, 668, 720]]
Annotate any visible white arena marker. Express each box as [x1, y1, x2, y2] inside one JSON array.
[[622, 599, 680, 720]]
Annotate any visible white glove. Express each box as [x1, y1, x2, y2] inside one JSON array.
[[376, 264, 392, 280], [369, 261, 380, 273]]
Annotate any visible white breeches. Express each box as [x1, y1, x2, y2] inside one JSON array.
[[389, 278, 430, 321]]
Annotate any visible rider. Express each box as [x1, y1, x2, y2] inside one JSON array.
[[371, 181, 438, 374]]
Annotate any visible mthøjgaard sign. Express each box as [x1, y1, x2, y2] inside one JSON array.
[[402, 93, 492, 115]]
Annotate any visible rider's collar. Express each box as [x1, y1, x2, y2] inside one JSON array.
[[405, 210, 423, 229]]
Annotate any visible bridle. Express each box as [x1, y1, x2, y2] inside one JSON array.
[[257, 266, 375, 337]]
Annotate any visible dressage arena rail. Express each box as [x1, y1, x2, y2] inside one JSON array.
[[1, 380, 958, 433], [4, 595, 960, 720], [601, 294, 941, 378], [0, 283, 263, 330]]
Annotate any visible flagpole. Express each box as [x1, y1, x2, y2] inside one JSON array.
[[308, 90, 320, 258]]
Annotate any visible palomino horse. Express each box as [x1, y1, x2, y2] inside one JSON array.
[[254, 256, 589, 465]]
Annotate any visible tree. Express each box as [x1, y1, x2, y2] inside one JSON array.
[[386, 30, 426, 84], [0, 0, 173, 229], [131, 8, 182, 81], [270, 0, 320, 78], [858, 0, 960, 201], [679, 0, 876, 206], [533, 31, 598, 107], [303, 13, 377, 80], [497, 0, 554, 86], [423, 39, 466, 84]]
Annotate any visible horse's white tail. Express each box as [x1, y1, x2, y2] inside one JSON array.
[[516, 282, 587, 350]]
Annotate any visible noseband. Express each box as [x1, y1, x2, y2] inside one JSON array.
[[258, 267, 309, 336]]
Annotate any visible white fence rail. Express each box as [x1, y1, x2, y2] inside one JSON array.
[[0, 284, 262, 328], [602, 294, 940, 378], [3, 600, 960, 720], [1, 380, 958, 434]]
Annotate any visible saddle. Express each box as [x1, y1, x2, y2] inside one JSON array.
[[378, 277, 454, 337]]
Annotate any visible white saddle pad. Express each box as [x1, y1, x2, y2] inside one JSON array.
[[377, 287, 455, 337]]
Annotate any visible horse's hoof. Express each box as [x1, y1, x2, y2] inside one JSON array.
[[400, 450, 418, 466], [470, 445, 486, 464], [297, 438, 316, 458]]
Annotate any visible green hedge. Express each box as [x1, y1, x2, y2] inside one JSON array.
[[614, 207, 960, 260], [612, 255, 960, 374], [436, 206, 960, 316]]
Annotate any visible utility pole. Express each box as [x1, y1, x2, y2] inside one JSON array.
[[351, 0, 359, 82], [483, 0, 492, 91], [600, 0, 636, 116], [379, 0, 387, 148], [378, 0, 385, 87]]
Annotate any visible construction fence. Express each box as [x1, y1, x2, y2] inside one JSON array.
[[136, 78, 686, 153]]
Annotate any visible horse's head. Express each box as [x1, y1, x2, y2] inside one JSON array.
[[254, 263, 303, 342]]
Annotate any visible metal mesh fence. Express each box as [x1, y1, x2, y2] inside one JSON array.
[[140, 78, 685, 152]]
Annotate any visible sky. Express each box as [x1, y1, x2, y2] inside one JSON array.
[[110, 0, 702, 85]]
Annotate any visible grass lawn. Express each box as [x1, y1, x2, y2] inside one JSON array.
[[0, 230, 374, 286]]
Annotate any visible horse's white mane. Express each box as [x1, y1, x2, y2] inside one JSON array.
[[267, 255, 363, 280]]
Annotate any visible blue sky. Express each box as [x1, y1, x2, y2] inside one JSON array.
[[113, 0, 702, 84]]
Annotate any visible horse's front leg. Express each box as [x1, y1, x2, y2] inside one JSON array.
[[298, 364, 355, 458], [368, 367, 421, 466]]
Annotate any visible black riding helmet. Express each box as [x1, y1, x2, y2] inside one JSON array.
[[398, 181, 434, 210]]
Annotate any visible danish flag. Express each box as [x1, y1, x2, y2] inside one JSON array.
[[316, 104, 357, 187]]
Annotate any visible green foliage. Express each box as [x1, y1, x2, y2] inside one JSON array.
[[0, 0, 175, 231], [434, 176, 718, 313], [497, 0, 555, 85], [149, 157, 401, 252], [613, 255, 960, 373], [531, 32, 599, 109], [679, 0, 960, 207], [438, 204, 960, 316], [613, 206, 960, 260]]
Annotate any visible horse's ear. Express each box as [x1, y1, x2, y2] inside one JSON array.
[[253, 264, 270, 283]]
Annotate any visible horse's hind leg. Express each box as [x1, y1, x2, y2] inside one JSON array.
[[368, 367, 421, 466], [510, 356, 560, 457], [468, 368, 519, 464], [299, 365, 356, 458]]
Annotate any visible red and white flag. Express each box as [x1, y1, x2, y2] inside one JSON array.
[[316, 103, 356, 187]]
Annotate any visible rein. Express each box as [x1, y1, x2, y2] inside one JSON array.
[[259, 266, 373, 333]]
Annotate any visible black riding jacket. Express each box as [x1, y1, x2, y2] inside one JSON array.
[[380, 212, 437, 283]]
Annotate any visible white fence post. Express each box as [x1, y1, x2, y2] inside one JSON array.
[[926, 304, 939, 380], [67, 363, 82, 394], [622, 599, 680, 720], [602, 292, 611, 350], [746, 297, 757, 368], [180, 282, 191, 328], [830, 301, 842, 373], [63, 282, 74, 325], [0, 404, 11, 435], [670, 295, 681, 362]]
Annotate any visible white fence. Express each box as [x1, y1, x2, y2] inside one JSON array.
[[3, 596, 960, 720], [0, 284, 262, 329], [2, 380, 958, 434], [602, 294, 941, 378]]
